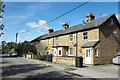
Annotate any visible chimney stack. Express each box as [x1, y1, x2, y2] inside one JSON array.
[[63, 23, 69, 30], [86, 13, 95, 22], [48, 28, 54, 33]]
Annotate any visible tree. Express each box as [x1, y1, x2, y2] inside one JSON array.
[[6, 42, 15, 50], [1, 41, 6, 46], [15, 42, 24, 57]]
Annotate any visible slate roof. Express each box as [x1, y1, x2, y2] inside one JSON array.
[[81, 40, 99, 48], [30, 14, 115, 42]]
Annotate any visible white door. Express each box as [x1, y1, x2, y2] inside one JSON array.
[[85, 48, 91, 64], [54, 49, 56, 56]]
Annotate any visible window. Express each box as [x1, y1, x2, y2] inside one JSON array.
[[83, 32, 88, 40], [69, 34, 73, 42], [94, 48, 98, 57], [56, 37, 58, 44], [69, 48, 72, 56], [58, 48, 62, 56], [86, 49, 90, 57], [110, 18, 113, 25], [117, 49, 120, 55], [49, 39, 51, 44], [59, 50, 61, 55], [40, 40, 44, 44]]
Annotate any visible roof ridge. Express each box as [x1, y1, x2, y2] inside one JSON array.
[[30, 14, 115, 42]]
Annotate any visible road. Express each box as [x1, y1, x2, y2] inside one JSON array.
[[1, 53, 82, 79]]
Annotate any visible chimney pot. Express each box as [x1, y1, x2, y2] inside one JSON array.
[[48, 28, 54, 33], [63, 23, 69, 30], [86, 13, 95, 22]]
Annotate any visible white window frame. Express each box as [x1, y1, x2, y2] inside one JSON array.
[[94, 48, 98, 57], [40, 40, 44, 44], [69, 34, 73, 42], [110, 18, 114, 25], [117, 49, 120, 55], [48, 38, 51, 44], [56, 37, 58, 44], [54, 49, 56, 56], [69, 48, 73, 56], [58, 48, 62, 56], [83, 32, 88, 40]]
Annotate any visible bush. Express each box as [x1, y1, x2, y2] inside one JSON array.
[[3, 48, 9, 54], [37, 54, 48, 61]]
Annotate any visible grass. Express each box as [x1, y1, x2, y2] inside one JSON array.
[[70, 65, 75, 67]]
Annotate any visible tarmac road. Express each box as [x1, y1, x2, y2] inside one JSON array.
[[1, 53, 82, 79]]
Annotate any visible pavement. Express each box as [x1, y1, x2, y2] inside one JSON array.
[[19, 57, 119, 79]]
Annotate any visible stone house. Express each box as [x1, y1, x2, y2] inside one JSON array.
[[30, 13, 120, 66]]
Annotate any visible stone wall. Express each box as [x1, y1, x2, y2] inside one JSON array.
[[52, 56, 76, 66]]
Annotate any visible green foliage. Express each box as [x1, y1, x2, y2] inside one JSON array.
[[15, 42, 24, 57], [70, 65, 74, 67], [37, 54, 48, 61], [11, 49, 14, 51], [1, 41, 6, 46], [2, 47, 9, 54]]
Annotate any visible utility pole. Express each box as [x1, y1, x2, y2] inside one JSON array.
[[15, 33, 18, 48]]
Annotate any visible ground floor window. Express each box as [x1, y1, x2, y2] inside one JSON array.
[[117, 49, 120, 55], [58, 48, 62, 56], [59, 50, 61, 55], [94, 48, 98, 57], [69, 48, 72, 56]]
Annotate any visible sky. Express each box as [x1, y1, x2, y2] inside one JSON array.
[[1, 2, 119, 43]]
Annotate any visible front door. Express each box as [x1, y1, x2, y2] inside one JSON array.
[[85, 48, 91, 64], [54, 49, 56, 56]]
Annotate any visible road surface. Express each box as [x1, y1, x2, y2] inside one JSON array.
[[1, 53, 82, 79]]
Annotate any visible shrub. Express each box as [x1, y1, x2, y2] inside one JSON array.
[[37, 54, 48, 61]]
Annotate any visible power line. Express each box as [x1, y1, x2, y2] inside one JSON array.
[[19, 0, 92, 34]]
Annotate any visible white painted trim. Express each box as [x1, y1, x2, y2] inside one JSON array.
[[85, 48, 92, 64], [48, 39, 51, 44], [88, 39, 99, 41], [69, 34, 73, 42], [68, 48, 73, 56], [94, 48, 98, 57], [54, 49, 56, 56], [83, 32, 88, 40]]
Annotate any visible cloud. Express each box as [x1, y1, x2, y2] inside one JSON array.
[[26, 22, 39, 28], [27, 32, 31, 35], [26, 20, 50, 33], [19, 30, 26, 33], [18, 36, 21, 41], [25, 37, 32, 40], [59, 21, 65, 25], [3, 32, 6, 34]]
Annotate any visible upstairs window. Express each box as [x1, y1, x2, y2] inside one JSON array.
[[56, 37, 58, 44], [83, 32, 88, 40], [69, 34, 73, 42], [110, 18, 114, 25], [49, 39, 51, 44]]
